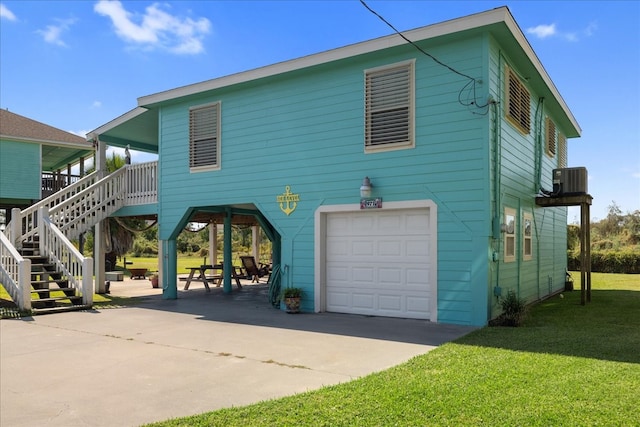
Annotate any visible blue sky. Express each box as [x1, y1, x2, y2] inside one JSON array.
[[1, 1, 638, 221]]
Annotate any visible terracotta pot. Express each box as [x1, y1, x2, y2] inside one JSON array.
[[150, 277, 159, 288]]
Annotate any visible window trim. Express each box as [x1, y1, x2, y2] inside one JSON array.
[[505, 66, 531, 135], [189, 101, 221, 172], [545, 117, 556, 157], [504, 207, 516, 263], [364, 59, 415, 153], [523, 212, 533, 261]]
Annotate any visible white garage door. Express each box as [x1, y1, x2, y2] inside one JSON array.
[[325, 208, 434, 319]]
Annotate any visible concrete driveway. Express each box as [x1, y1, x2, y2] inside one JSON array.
[[1, 278, 475, 426]]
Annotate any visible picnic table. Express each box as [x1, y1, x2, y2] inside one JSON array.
[[182, 264, 243, 292]]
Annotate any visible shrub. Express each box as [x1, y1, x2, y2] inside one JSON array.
[[492, 290, 527, 327]]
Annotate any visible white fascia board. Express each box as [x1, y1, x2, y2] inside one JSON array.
[[86, 106, 149, 140], [0, 134, 92, 149], [138, 7, 510, 107], [136, 6, 579, 136], [501, 11, 581, 136]]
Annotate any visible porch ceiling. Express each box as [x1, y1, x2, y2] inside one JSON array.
[[41, 144, 94, 171], [88, 107, 159, 153]]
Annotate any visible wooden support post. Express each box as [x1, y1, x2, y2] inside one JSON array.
[[580, 201, 587, 305], [585, 202, 592, 302], [223, 208, 232, 293]]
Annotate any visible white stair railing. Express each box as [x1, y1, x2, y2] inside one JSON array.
[[39, 207, 93, 306], [13, 170, 101, 247], [2, 160, 158, 310], [49, 168, 127, 241], [0, 232, 32, 310]]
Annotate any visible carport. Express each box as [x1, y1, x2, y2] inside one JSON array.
[[161, 203, 281, 298]]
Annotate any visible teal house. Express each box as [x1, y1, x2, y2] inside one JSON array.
[[3, 7, 581, 325], [0, 109, 93, 229]]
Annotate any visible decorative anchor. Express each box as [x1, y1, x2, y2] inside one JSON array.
[[277, 185, 300, 216]]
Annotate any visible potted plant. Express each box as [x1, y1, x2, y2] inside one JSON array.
[[282, 287, 303, 313], [149, 273, 159, 288]]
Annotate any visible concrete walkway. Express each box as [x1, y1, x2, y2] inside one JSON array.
[[1, 277, 475, 426]]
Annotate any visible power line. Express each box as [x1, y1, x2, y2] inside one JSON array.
[[359, 0, 488, 109]]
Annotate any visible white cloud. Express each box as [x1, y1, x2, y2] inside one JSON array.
[[91, 100, 102, 108], [37, 18, 76, 47], [527, 23, 557, 39], [527, 21, 597, 42], [0, 3, 16, 21], [94, 0, 211, 55]]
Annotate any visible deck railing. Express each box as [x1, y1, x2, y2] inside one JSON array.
[[125, 161, 158, 205]]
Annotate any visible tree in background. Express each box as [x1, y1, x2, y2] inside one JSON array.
[[569, 201, 640, 273]]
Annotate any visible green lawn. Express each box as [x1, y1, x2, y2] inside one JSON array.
[[121, 255, 249, 276], [147, 272, 640, 426]]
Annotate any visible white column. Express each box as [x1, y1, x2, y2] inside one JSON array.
[[94, 139, 107, 293]]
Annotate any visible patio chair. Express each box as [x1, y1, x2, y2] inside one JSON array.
[[240, 256, 271, 283]]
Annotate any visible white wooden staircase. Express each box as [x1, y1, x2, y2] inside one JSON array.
[[1, 162, 157, 313]]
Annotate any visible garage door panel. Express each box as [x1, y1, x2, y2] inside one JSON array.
[[352, 240, 375, 256], [327, 265, 349, 282], [406, 268, 430, 286], [352, 266, 375, 282], [406, 239, 429, 257], [379, 294, 402, 311], [327, 291, 350, 308], [325, 207, 433, 320], [327, 240, 348, 257], [352, 293, 375, 310], [378, 267, 402, 284], [407, 296, 430, 314], [378, 240, 403, 256]]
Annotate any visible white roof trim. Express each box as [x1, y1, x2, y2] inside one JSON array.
[[87, 107, 149, 140], [135, 5, 579, 136], [499, 9, 581, 135], [138, 7, 510, 107], [0, 134, 92, 149]]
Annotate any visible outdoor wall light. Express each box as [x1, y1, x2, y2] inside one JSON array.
[[360, 176, 372, 198]]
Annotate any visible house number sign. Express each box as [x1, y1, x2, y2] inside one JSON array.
[[277, 185, 300, 216]]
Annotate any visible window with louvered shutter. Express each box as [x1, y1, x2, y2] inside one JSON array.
[[505, 67, 531, 134], [546, 117, 556, 157], [558, 133, 567, 168], [365, 60, 414, 151], [189, 103, 220, 170]]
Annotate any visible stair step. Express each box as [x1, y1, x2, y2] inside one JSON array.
[[31, 287, 75, 294], [31, 296, 83, 308], [31, 304, 91, 315]]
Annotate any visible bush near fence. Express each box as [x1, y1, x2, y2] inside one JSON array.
[[568, 250, 640, 274]]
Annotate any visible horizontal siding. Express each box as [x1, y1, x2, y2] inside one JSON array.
[[0, 139, 40, 201], [487, 36, 570, 319], [157, 35, 492, 325]]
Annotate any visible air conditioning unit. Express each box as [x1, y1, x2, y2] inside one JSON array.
[[553, 167, 588, 195]]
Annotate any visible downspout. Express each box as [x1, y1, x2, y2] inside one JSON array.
[[533, 97, 545, 296], [491, 53, 504, 312]]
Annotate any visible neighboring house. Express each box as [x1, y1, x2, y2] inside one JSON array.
[[3, 7, 583, 324], [0, 109, 93, 229]]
